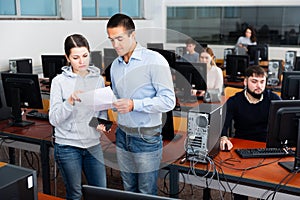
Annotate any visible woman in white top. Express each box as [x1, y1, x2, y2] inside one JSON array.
[[236, 26, 257, 48], [199, 47, 224, 94]]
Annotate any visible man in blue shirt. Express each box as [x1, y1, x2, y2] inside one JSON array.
[[106, 13, 176, 195], [182, 38, 199, 63]]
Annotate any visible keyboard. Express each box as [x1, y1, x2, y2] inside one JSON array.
[[235, 148, 295, 158], [26, 111, 49, 121]]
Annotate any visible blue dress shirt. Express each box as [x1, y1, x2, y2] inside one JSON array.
[[110, 43, 176, 128]]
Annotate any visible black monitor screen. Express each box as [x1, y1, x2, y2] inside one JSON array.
[[161, 110, 175, 141], [294, 56, 300, 71], [148, 48, 176, 68], [103, 48, 118, 83], [0, 78, 11, 121], [90, 51, 102, 73], [172, 62, 207, 102], [82, 185, 175, 200], [281, 71, 300, 100], [266, 100, 300, 172], [41, 55, 67, 86], [1, 72, 43, 127], [225, 54, 249, 82], [247, 44, 269, 65], [147, 43, 164, 50]]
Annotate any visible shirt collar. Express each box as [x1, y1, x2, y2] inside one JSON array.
[[117, 43, 143, 63], [244, 89, 264, 104]]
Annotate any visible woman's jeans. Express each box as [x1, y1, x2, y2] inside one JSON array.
[[54, 143, 106, 200]]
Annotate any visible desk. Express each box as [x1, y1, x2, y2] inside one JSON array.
[[0, 117, 53, 195], [38, 192, 63, 200], [168, 138, 300, 199]]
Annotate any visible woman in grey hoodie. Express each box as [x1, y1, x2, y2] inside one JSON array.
[[49, 34, 107, 200]]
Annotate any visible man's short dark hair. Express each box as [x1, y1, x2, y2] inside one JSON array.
[[245, 65, 266, 78], [106, 13, 135, 33], [185, 38, 196, 45]]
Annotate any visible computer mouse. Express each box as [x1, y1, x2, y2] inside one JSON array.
[[222, 143, 230, 152]]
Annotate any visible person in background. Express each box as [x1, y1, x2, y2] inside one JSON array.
[[236, 26, 257, 49], [106, 13, 176, 195], [220, 65, 281, 200], [199, 47, 224, 95], [182, 38, 199, 63], [49, 34, 108, 200]]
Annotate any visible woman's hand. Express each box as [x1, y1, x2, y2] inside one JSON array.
[[96, 124, 111, 134], [68, 90, 83, 106]]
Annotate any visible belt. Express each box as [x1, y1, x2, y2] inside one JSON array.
[[118, 124, 161, 136]]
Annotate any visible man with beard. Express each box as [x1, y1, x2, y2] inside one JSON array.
[[220, 65, 281, 151]]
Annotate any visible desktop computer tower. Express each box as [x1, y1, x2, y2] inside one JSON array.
[[267, 60, 282, 86], [175, 46, 186, 58], [223, 48, 233, 68], [0, 162, 37, 200], [9, 58, 33, 73], [186, 103, 223, 163], [284, 51, 297, 72]]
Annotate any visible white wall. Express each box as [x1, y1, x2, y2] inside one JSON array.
[[1, 0, 300, 72], [0, 0, 160, 72]]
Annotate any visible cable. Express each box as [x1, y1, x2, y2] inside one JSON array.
[[158, 170, 186, 197], [214, 153, 284, 199], [263, 169, 299, 200], [24, 150, 40, 177]]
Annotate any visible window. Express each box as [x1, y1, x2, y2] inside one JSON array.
[[0, 0, 60, 18], [167, 6, 300, 47], [82, 0, 143, 18]]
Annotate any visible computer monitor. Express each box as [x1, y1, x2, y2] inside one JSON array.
[[0, 78, 11, 121], [148, 48, 176, 68], [195, 43, 207, 54], [147, 43, 164, 50], [247, 44, 269, 65], [266, 100, 300, 172], [172, 62, 207, 102], [82, 185, 175, 200], [41, 55, 67, 86], [225, 54, 250, 82], [294, 56, 300, 71], [281, 71, 300, 100], [161, 110, 175, 141], [103, 48, 118, 83], [1, 72, 43, 127], [90, 51, 103, 73]]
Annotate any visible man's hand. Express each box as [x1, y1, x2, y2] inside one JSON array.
[[220, 136, 233, 151], [113, 99, 134, 114]]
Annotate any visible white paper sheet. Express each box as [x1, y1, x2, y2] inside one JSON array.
[[77, 86, 116, 111]]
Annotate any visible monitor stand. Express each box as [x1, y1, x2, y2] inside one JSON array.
[[278, 120, 300, 172], [278, 161, 296, 172], [10, 120, 35, 127]]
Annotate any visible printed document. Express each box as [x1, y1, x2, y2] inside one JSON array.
[[78, 86, 116, 111]]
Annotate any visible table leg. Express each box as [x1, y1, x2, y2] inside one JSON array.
[[169, 165, 179, 198], [8, 147, 15, 164], [40, 141, 51, 194]]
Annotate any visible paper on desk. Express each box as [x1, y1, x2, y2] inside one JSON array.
[[77, 86, 116, 111]]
